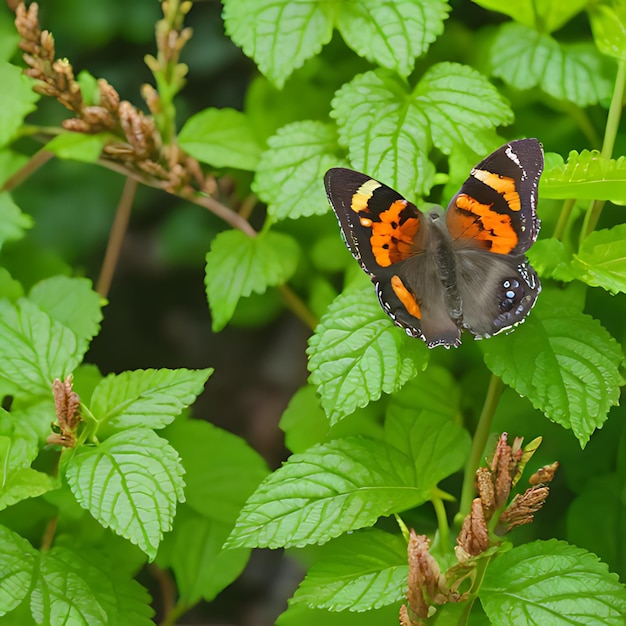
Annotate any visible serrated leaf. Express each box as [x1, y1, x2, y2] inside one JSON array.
[[178, 108, 262, 171], [226, 437, 429, 549], [254, 121, 340, 221], [526, 239, 575, 282], [205, 229, 299, 331], [0, 299, 81, 397], [491, 23, 613, 107], [277, 603, 401, 626], [589, 3, 626, 61], [90, 368, 212, 431], [307, 280, 428, 425], [336, 0, 449, 76], [223, 0, 334, 88], [0, 525, 37, 616], [0, 62, 39, 148], [64, 428, 185, 559], [291, 529, 407, 612], [279, 385, 330, 453], [163, 418, 268, 523], [472, 0, 588, 33], [28, 276, 103, 351], [481, 540, 626, 625], [331, 65, 511, 198], [541, 150, 626, 203], [0, 193, 32, 249], [482, 290, 623, 446], [0, 467, 57, 511], [569, 225, 626, 294], [44, 133, 108, 163]]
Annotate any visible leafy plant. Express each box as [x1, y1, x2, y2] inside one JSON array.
[[1, 0, 626, 625]]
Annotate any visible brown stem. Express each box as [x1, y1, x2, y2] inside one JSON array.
[[1, 149, 54, 192], [40, 515, 57, 552], [97, 177, 138, 298], [147, 563, 178, 623], [280, 284, 318, 330]]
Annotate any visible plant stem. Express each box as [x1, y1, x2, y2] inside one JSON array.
[[432, 495, 450, 554], [580, 58, 625, 242], [457, 553, 493, 625], [553, 198, 575, 242], [97, 177, 138, 298], [459, 375, 504, 518], [1, 149, 54, 192], [279, 284, 318, 331]]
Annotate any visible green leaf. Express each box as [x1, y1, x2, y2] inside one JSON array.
[[0, 466, 57, 512], [277, 603, 401, 626], [279, 384, 330, 453], [490, 23, 614, 107], [526, 239, 575, 282], [223, 0, 334, 88], [205, 229, 299, 331], [384, 410, 471, 487], [254, 121, 340, 221], [291, 528, 407, 612], [28, 276, 103, 351], [0, 299, 81, 396], [90, 368, 212, 431], [472, 0, 588, 33], [541, 150, 626, 203], [64, 428, 185, 560], [0, 14, 20, 62], [0, 525, 36, 616], [0, 62, 39, 149], [0, 193, 32, 249], [307, 279, 428, 425], [336, 0, 449, 76], [44, 133, 108, 163], [163, 418, 268, 524], [331, 65, 511, 198], [569, 225, 626, 294], [226, 436, 429, 549], [482, 290, 624, 446], [30, 547, 153, 626], [178, 108, 263, 171], [157, 507, 250, 606], [589, 2, 626, 61], [481, 540, 626, 625]]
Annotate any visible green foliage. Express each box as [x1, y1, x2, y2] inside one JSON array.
[[2, 0, 626, 623]]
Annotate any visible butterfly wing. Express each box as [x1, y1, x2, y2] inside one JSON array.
[[444, 139, 543, 338], [324, 168, 462, 347]]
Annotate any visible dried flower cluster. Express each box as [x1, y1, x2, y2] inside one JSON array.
[[47, 375, 81, 447], [401, 433, 558, 624], [13, 2, 212, 196]]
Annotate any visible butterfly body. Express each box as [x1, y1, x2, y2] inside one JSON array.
[[324, 139, 544, 348]]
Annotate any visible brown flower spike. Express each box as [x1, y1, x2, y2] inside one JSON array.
[[47, 375, 81, 447]]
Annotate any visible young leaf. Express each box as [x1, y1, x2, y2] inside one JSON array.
[[0, 62, 39, 148], [541, 150, 626, 203], [277, 603, 401, 626], [178, 108, 263, 171], [279, 384, 330, 453], [0, 299, 81, 397], [331, 65, 511, 198], [205, 229, 299, 331], [163, 418, 269, 524], [569, 225, 626, 294], [490, 23, 613, 107], [0, 193, 33, 249], [222, 0, 334, 88], [307, 280, 428, 425], [589, 3, 626, 61], [336, 0, 449, 77], [480, 540, 626, 624], [63, 428, 185, 560], [226, 437, 430, 549], [290, 528, 408, 612], [253, 121, 340, 221], [44, 133, 108, 163], [0, 525, 37, 616], [482, 290, 623, 446], [89, 368, 213, 431], [0, 465, 57, 511], [28, 276, 103, 352]]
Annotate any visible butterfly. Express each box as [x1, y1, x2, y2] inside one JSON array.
[[324, 139, 544, 348]]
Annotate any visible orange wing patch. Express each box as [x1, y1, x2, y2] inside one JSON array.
[[370, 200, 419, 266], [350, 179, 382, 213], [471, 168, 521, 212], [391, 275, 421, 319], [450, 194, 518, 254]]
